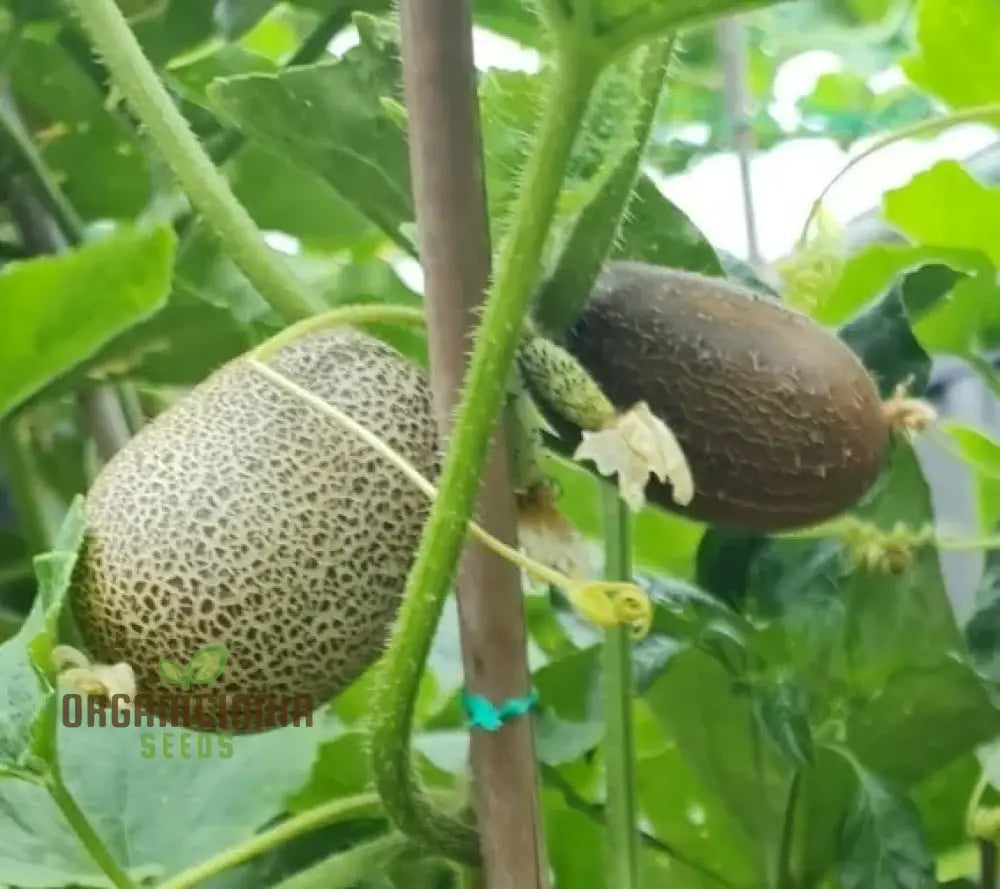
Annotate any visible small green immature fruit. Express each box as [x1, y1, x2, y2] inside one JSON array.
[[71, 328, 439, 733], [552, 261, 892, 532]]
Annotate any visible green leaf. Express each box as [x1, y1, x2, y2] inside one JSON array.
[[228, 143, 381, 253], [643, 647, 790, 873], [0, 712, 339, 887], [286, 731, 372, 812], [0, 498, 85, 771], [213, 0, 277, 39], [164, 43, 277, 109], [837, 267, 935, 398], [26, 495, 85, 685], [765, 444, 959, 690], [813, 243, 987, 327], [0, 225, 176, 420], [752, 680, 814, 767], [85, 287, 257, 388], [884, 162, 1000, 266], [846, 660, 1000, 788], [534, 647, 605, 766], [208, 16, 415, 253], [7, 36, 151, 220], [635, 743, 762, 887], [938, 422, 1000, 533], [837, 760, 936, 889], [610, 176, 722, 274], [0, 601, 49, 771], [186, 642, 228, 684], [129, 0, 219, 66], [903, 0, 1000, 109]]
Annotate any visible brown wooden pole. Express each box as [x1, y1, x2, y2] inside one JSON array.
[[396, 2, 549, 888]]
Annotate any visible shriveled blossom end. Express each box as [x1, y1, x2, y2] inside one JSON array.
[[516, 481, 590, 581], [574, 401, 694, 512], [882, 382, 937, 436]]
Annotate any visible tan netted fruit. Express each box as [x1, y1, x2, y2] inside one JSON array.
[[70, 328, 439, 733]]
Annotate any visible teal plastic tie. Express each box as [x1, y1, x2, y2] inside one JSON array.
[[461, 687, 539, 732]]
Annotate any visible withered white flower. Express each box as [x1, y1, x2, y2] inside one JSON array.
[[574, 402, 694, 512], [53, 645, 136, 704]]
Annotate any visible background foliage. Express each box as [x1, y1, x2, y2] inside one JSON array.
[[2, 0, 1000, 887]]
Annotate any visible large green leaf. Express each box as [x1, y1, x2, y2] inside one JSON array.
[[938, 423, 1000, 535], [0, 714, 337, 887], [903, 0, 1000, 109], [813, 244, 989, 327], [884, 162, 1000, 267], [208, 16, 415, 253], [752, 445, 960, 691], [7, 36, 151, 221], [0, 225, 176, 420], [213, 0, 278, 39], [0, 498, 85, 773], [228, 143, 382, 253], [635, 742, 762, 887], [838, 266, 936, 398], [643, 647, 791, 876], [611, 176, 721, 276], [846, 660, 1000, 787], [836, 760, 937, 889]]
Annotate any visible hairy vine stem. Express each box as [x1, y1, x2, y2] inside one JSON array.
[[63, 0, 324, 323], [366, 39, 604, 862]]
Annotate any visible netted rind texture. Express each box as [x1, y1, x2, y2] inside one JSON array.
[[71, 328, 439, 733]]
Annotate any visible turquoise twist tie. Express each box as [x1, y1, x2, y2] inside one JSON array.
[[461, 687, 539, 732]]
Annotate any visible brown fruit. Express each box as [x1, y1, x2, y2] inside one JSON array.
[[71, 328, 438, 733], [557, 261, 890, 532]]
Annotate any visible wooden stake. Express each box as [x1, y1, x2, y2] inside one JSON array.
[[396, 3, 549, 887]]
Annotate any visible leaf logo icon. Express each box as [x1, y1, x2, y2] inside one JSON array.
[[188, 643, 228, 685], [157, 644, 227, 693], [158, 658, 188, 691]]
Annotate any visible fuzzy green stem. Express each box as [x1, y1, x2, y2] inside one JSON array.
[[600, 483, 640, 888], [64, 0, 323, 323], [534, 35, 675, 336], [44, 767, 138, 889], [158, 792, 439, 889], [369, 43, 603, 864], [798, 101, 1000, 248]]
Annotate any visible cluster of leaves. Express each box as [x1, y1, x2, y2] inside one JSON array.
[[1, 0, 1000, 887]]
